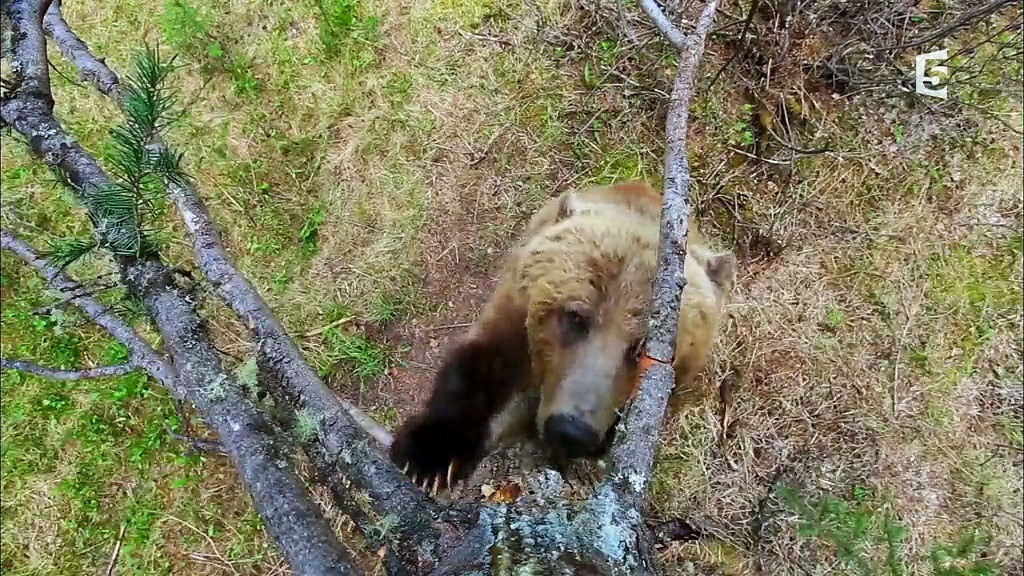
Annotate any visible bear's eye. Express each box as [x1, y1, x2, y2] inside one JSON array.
[[559, 308, 591, 344]]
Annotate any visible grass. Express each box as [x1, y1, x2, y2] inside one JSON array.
[[776, 483, 999, 576], [0, 271, 278, 574], [2, 0, 1022, 574]]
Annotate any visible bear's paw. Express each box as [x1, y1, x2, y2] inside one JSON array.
[[389, 413, 487, 493]]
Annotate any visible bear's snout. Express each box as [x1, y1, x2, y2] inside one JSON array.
[[543, 414, 603, 459]]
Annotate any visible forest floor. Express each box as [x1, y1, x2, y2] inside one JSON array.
[[1, 0, 1021, 574]]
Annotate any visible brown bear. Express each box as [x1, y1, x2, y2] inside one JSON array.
[[389, 181, 736, 491]]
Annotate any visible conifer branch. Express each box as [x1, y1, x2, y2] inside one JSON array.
[[31, 6, 446, 568], [1, 3, 362, 571], [38, 5, 395, 450], [41, 236, 99, 269], [35, 4, 443, 537]]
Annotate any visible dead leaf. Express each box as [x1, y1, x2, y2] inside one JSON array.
[[481, 481, 522, 503]]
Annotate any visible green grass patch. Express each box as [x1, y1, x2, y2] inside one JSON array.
[[0, 286, 273, 573], [778, 483, 1001, 575], [321, 327, 390, 380]]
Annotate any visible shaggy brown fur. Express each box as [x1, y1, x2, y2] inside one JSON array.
[[389, 181, 736, 490]]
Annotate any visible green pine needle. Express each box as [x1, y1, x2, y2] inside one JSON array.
[[83, 181, 142, 256], [42, 237, 99, 270], [75, 44, 190, 260]]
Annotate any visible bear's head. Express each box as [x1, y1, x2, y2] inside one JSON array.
[[511, 190, 736, 461], [388, 182, 736, 491]]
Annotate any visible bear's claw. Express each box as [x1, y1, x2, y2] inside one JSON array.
[[389, 413, 486, 495], [446, 460, 457, 488], [394, 464, 457, 497]]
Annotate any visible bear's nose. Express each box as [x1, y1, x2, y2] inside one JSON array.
[[543, 414, 602, 459]]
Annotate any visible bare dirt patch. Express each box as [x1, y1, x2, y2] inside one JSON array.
[[381, 190, 504, 416]]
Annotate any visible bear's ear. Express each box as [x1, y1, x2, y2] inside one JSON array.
[[704, 251, 737, 293], [555, 191, 579, 222]]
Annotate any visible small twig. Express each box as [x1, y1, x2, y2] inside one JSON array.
[[104, 522, 127, 576], [161, 515, 241, 576], [300, 316, 353, 339], [728, 146, 791, 165], [994, 443, 1024, 453], [1, 358, 135, 380], [427, 322, 473, 331], [765, 127, 831, 155], [36, 278, 120, 315], [163, 423, 226, 455], [845, 0, 1017, 57], [47, 58, 82, 87], [706, 0, 760, 91]]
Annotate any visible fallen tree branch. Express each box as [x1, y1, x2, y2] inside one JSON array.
[[1, 230, 177, 388], [165, 81, 448, 576], [1, 3, 360, 572], [4, 0, 53, 104], [605, 0, 721, 505], [35, 5, 451, 569], [41, 0, 119, 97], [1, 358, 136, 380], [121, 257, 364, 575]]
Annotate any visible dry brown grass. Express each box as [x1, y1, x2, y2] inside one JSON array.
[[649, 84, 1023, 576]]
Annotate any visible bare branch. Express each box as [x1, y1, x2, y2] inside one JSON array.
[[2, 237, 360, 574], [169, 187, 394, 448], [1, 230, 177, 388], [4, 0, 53, 104], [638, 0, 687, 51], [41, 0, 120, 98], [122, 258, 362, 576], [705, 0, 760, 91], [167, 127, 449, 572], [847, 0, 1017, 57], [1, 358, 135, 380], [606, 0, 721, 503]]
